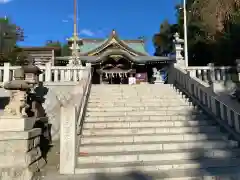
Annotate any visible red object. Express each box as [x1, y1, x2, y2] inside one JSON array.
[[79, 152, 88, 156]]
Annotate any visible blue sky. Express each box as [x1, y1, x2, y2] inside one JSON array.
[[0, 0, 179, 54]]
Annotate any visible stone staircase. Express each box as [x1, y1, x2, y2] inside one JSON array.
[[76, 84, 240, 179]]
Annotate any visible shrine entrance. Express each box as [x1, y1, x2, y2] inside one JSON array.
[[97, 68, 136, 84]]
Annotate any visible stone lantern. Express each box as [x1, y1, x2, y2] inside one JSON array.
[[21, 61, 46, 118], [22, 61, 42, 86]]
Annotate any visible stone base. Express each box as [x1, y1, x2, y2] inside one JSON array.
[[0, 128, 44, 180], [154, 80, 164, 84], [0, 116, 36, 132]]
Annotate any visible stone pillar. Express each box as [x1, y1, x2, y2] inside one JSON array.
[[208, 63, 225, 95], [45, 62, 52, 82], [236, 59, 240, 83], [60, 104, 77, 174], [3, 62, 10, 83], [0, 68, 44, 180], [99, 73, 102, 84], [207, 63, 215, 84], [51, 49, 55, 65], [234, 59, 240, 96]]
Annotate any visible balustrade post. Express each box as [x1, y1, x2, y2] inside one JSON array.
[[84, 63, 92, 79], [210, 97, 217, 115], [207, 63, 215, 84], [236, 59, 240, 83], [45, 62, 52, 82], [187, 70, 195, 77], [3, 62, 10, 83]]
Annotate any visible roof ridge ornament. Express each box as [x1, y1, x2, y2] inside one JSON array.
[[112, 29, 116, 35]]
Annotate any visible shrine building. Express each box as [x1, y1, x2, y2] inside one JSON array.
[[57, 30, 175, 84]]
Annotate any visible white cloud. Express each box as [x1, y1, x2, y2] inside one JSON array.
[[62, 19, 69, 23], [79, 29, 94, 37], [0, 0, 12, 4]]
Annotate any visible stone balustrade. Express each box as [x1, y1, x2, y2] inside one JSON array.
[[186, 65, 234, 82], [170, 64, 240, 137], [0, 62, 88, 83]]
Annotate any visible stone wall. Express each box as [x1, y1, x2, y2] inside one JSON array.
[[42, 82, 79, 141], [0, 128, 44, 180]]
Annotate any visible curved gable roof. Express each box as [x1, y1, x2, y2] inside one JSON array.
[[80, 30, 148, 56]]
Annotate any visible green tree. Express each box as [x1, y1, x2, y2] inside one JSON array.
[[45, 40, 71, 56], [46, 40, 61, 48], [153, 20, 178, 56], [0, 17, 24, 65], [61, 43, 71, 56], [153, 0, 240, 66], [45, 40, 71, 65]]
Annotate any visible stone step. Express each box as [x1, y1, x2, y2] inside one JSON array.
[[160, 176, 238, 180], [83, 120, 211, 129], [77, 149, 240, 164], [86, 106, 193, 112], [89, 95, 181, 99], [82, 126, 219, 136], [88, 99, 183, 103], [90, 86, 173, 90], [79, 140, 235, 153], [84, 115, 208, 122], [80, 133, 224, 144], [90, 89, 175, 93], [75, 158, 240, 175], [90, 85, 173, 91], [85, 110, 198, 117], [90, 88, 176, 92], [59, 173, 240, 180], [87, 102, 188, 107], [90, 93, 179, 97], [90, 89, 174, 93], [88, 98, 183, 101]]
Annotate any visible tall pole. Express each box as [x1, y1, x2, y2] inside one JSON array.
[[183, 0, 188, 68], [73, 0, 77, 52]]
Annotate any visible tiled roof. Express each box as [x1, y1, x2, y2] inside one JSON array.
[[80, 38, 147, 54]]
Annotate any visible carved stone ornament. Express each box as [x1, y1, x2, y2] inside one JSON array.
[[3, 90, 29, 117], [3, 80, 31, 117]]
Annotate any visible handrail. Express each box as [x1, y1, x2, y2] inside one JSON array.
[[76, 68, 92, 134], [175, 81, 240, 142], [173, 65, 240, 140], [186, 66, 232, 70]]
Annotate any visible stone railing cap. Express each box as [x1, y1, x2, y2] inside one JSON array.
[[22, 64, 42, 74], [4, 80, 32, 90]]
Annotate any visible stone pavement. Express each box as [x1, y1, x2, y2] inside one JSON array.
[[38, 141, 60, 179]]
